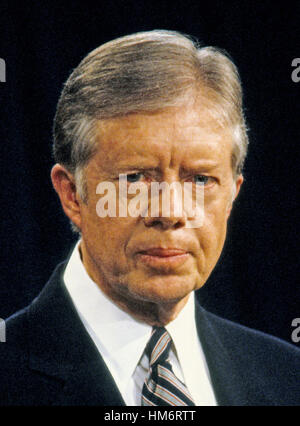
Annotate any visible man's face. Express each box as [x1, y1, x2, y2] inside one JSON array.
[[77, 105, 242, 309]]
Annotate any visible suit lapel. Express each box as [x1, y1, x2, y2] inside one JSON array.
[[28, 262, 125, 406]]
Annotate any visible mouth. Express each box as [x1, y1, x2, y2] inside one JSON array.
[[136, 247, 190, 270]]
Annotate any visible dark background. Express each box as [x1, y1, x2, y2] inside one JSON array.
[[0, 0, 299, 345]]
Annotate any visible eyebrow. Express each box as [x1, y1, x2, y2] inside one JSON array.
[[181, 160, 221, 170], [115, 167, 161, 177], [112, 161, 159, 171]]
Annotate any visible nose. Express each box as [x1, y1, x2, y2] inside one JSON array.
[[143, 181, 187, 230], [144, 214, 186, 230]]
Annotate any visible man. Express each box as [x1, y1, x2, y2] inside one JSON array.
[[1, 30, 299, 406]]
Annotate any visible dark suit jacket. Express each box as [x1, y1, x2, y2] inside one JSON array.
[[0, 261, 299, 406]]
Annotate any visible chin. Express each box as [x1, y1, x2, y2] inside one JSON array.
[[129, 279, 195, 304]]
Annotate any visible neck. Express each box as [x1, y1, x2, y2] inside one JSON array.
[[110, 293, 190, 326]]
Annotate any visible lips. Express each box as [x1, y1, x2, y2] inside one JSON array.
[[137, 247, 190, 270], [140, 248, 187, 257]]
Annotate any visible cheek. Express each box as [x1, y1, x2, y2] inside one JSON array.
[[193, 220, 227, 287], [195, 201, 229, 258], [83, 213, 137, 269]]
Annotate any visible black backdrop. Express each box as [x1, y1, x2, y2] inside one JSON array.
[[0, 0, 299, 346]]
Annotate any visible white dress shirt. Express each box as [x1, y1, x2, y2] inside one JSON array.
[[63, 241, 217, 406]]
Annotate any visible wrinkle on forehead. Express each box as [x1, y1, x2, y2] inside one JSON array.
[[90, 104, 234, 176]]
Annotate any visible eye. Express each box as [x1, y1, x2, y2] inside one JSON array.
[[194, 175, 210, 185], [126, 172, 144, 183]]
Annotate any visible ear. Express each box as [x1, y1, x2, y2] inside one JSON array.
[[51, 164, 82, 230], [226, 174, 244, 218]]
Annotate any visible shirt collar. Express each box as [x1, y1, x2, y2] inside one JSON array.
[[63, 240, 198, 389]]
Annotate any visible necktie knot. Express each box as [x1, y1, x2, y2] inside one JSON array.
[[146, 327, 172, 366], [141, 327, 196, 406]]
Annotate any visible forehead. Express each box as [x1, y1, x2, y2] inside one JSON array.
[[92, 106, 234, 169]]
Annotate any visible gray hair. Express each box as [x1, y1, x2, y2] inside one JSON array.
[[53, 29, 248, 206]]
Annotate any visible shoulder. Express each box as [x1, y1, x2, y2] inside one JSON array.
[[0, 306, 30, 371], [2, 260, 68, 343], [0, 262, 68, 405], [0, 305, 40, 405], [196, 302, 300, 405], [202, 305, 300, 360]]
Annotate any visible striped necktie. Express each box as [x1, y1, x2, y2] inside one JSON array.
[[141, 327, 196, 406]]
